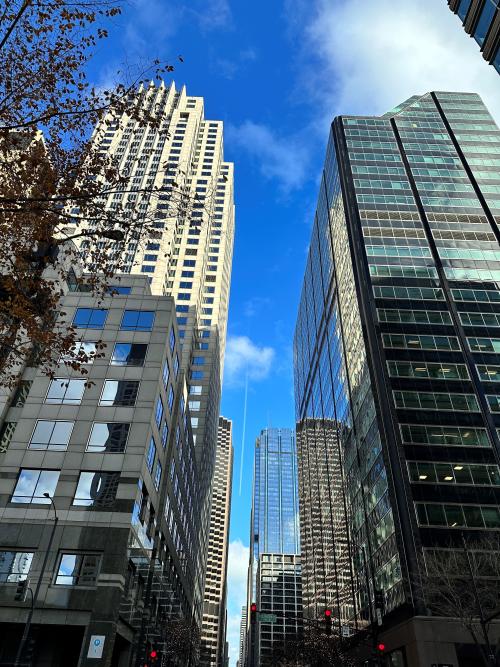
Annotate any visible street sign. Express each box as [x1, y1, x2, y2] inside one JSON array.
[[87, 635, 105, 659], [258, 613, 278, 623], [341, 625, 353, 638]]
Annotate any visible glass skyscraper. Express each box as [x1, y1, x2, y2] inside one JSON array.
[[245, 428, 301, 666], [294, 91, 500, 665], [448, 0, 500, 73]]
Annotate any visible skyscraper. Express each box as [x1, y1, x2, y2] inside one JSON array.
[[245, 428, 302, 666], [200, 416, 234, 666], [448, 0, 500, 73], [238, 606, 247, 667], [294, 92, 500, 665], [74, 82, 235, 636]]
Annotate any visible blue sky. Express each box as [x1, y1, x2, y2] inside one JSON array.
[[86, 1, 500, 663]]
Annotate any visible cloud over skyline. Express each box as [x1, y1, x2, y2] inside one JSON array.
[[224, 335, 275, 386], [226, 540, 249, 667]]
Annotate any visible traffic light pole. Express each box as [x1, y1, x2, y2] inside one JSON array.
[[14, 494, 58, 667]]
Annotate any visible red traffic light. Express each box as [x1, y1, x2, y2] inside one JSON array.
[[324, 609, 332, 618], [377, 643, 386, 653], [150, 650, 158, 659], [250, 603, 257, 613]]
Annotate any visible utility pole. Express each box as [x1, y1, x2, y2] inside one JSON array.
[[14, 493, 58, 667]]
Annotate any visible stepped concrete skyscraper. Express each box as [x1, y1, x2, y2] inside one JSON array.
[[245, 428, 302, 666], [73, 82, 235, 628], [294, 92, 500, 666], [448, 0, 500, 73], [200, 416, 233, 667]]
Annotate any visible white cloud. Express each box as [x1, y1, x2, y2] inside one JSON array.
[[224, 335, 275, 385], [226, 121, 310, 192], [296, 0, 500, 129], [191, 0, 233, 31], [226, 539, 249, 666], [243, 296, 271, 318]]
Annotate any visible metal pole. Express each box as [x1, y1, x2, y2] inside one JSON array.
[[461, 533, 496, 667], [14, 494, 58, 667]]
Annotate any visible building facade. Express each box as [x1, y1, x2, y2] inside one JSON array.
[[0, 275, 199, 666], [73, 82, 235, 642], [200, 416, 233, 666], [448, 0, 500, 72], [294, 91, 500, 666], [256, 553, 302, 666], [295, 418, 351, 624], [238, 605, 247, 667], [245, 428, 301, 666]]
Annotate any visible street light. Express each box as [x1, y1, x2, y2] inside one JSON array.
[[14, 493, 59, 667]]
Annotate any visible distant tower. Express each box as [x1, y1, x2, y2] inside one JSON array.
[[239, 606, 247, 666], [200, 417, 234, 666], [245, 428, 302, 665]]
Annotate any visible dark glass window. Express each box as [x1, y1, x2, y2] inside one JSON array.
[[155, 397, 164, 427], [72, 308, 108, 329], [0, 422, 16, 453], [11, 469, 59, 504], [169, 328, 176, 352], [73, 471, 120, 506], [474, 0, 498, 46], [120, 310, 155, 331], [168, 386, 174, 412], [55, 553, 101, 586], [86, 423, 130, 453], [107, 286, 131, 295], [154, 461, 162, 490], [111, 343, 147, 366], [457, 0, 472, 20], [10, 381, 32, 407], [100, 380, 139, 407]]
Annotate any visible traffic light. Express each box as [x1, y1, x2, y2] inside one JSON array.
[[15, 579, 28, 601], [149, 649, 158, 663], [324, 608, 332, 636], [376, 642, 385, 654], [250, 602, 257, 625], [374, 589, 385, 612]]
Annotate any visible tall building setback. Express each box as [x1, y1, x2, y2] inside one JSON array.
[[200, 416, 234, 666], [294, 91, 500, 666], [245, 428, 302, 666], [0, 275, 199, 666], [448, 0, 500, 72], [74, 82, 235, 637]]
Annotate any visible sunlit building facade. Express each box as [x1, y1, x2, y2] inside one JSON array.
[[294, 91, 500, 666], [448, 0, 500, 73]]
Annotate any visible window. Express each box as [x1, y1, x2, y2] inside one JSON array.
[[191, 371, 204, 380], [457, 0, 472, 20], [189, 385, 202, 395], [155, 397, 164, 427], [111, 343, 148, 366], [29, 420, 74, 451], [192, 356, 205, 365], [0, 421, 16, 453], [468, 337, 500, 353], [170, 328, 176, 353], [120, 310, 155, 331], [162, 361, 170, 386], [72, 308, 108, 329], [189, 401, 201, 411], [12, 469, 60, 504], [168, 386, 175, 412], [154, 460, 162, 490], [173, 354, 180, 377], [46, 379, 86, 404], [161, 422, 169, 448], [73, 471, 120, 506], [146, 438, 156, 472], [55, 553, 101, 586], [100, 380, 139, 406], [86, 423, 130, 453], [107, 285, 131, 295], [10, 381, 32, 407], [393, 390, 479, 412], [473, 0, 498, 47], [0, 551, 34, 582], [61, 341, 97, 364]]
